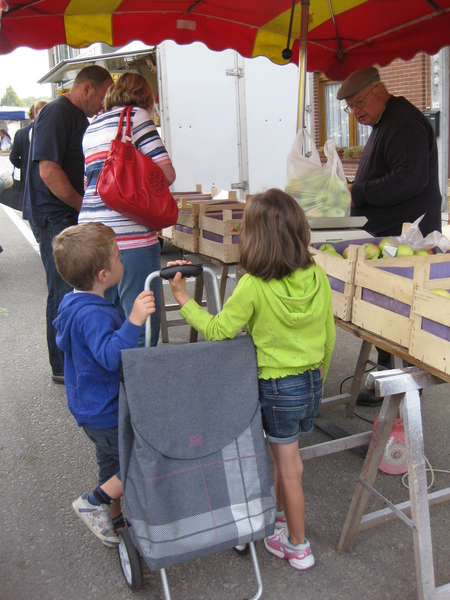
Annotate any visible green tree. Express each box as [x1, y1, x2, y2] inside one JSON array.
[[1, 86, 24, 107], [22, 95, 52, 108]]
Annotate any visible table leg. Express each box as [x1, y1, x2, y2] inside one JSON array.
[[160, 286, 169, 343], [338, 392, 402, 552], [189, 273, 204, 343], [344, 340, 373, 417], [402, 390, 437, 600], [219, 266, 229, 306]]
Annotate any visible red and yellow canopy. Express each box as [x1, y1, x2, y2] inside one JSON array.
[[1, 0, 450, 79]]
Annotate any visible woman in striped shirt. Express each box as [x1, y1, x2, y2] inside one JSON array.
[[79, 73, 176, 347]]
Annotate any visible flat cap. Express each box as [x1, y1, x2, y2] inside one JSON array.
[[337, 66, 380, 100]]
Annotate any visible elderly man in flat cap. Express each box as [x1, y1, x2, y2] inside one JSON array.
[[338, 67, 442, 405], [337, 66, 442, 239]]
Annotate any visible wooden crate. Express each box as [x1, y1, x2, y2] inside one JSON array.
[[198, 200, 245, 264], [309, 243, 361, 321], [160, 186, 219, 249], [162, 190, 243, 255], [351, 247, 450, 352], [409, 263, 450, 376]]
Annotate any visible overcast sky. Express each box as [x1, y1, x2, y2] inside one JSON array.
[[1, 47, 52, 104]]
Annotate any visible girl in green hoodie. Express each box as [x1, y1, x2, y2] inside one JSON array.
[[168, 188, 336, 572]]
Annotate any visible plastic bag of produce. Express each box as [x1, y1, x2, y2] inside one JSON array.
[[381, 214, 449, 256], [285, 129, 351, 218]]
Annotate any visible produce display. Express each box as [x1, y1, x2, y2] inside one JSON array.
[[318, 240, 439, 260]]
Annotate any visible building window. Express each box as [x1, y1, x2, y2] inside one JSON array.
[[318, 76, 371, 148]]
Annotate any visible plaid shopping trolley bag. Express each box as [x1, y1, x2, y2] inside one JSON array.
[[119, 335, 276, 571]]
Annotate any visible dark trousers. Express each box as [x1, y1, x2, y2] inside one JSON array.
[[36, 217, 76, 375]]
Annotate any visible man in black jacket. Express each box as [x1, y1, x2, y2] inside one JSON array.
[[337, 67, 442, 404], [337, 66, 442, 237]]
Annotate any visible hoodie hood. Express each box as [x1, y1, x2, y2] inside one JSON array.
[[53, 291, 116, 355], [256, 263, 327, 328]]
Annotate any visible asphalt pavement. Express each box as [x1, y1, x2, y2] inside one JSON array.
[[1, 204, 450, 600]]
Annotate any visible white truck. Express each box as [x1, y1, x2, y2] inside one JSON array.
[[40, 40, 313, 198]]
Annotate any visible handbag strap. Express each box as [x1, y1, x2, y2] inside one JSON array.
[[115, 106, 134, 143]]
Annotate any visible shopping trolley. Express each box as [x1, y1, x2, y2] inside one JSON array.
[[116, 264, 276, 599]]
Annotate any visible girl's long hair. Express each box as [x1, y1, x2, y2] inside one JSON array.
[[239, 188, 314, 281]]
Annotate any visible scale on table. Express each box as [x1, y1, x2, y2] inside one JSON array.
[[308, 216, 373, 244]]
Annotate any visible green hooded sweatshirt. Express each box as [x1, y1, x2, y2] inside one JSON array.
[[180, 263, 336, 381]]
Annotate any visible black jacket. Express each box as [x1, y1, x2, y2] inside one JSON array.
[[351, 96, 442, 237], [9, 123, 32, 183]]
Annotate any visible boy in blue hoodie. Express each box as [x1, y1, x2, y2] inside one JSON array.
[[53, 222, 155, 546]]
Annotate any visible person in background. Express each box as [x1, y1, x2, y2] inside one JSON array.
[[167, 189, 336, 572], [12, 101, 47, 239], [337, 66, 442, 238], [78, 72, 176, 348], [337, 66, 442, 405], [10, 104, 35, 186], [0, 126, 12, 152], [24, 65, 113, 384]]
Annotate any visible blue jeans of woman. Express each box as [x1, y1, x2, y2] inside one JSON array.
[[37, 217, 77, 375], [105, 242, 161, 347]]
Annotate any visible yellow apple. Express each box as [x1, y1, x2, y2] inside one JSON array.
[[378, 237, 390, 254], [342, 246, 350, 259], [396, 244, 414, 257], [430, 288, 450, 298], [362, 242, 380, 260], [414, 250, 430, 256], [318, 243, 337, 253]]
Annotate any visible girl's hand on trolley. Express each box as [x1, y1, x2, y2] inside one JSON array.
[[166, 260, 192, 307]]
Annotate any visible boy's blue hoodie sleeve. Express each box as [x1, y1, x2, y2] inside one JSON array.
[[78, 310, 141, 372]]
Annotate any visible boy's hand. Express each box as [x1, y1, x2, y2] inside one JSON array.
[[166, 260, 192, 307], [129, 290, 156, 326]]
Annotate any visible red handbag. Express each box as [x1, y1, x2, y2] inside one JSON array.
[[95, 106, 178, 231]]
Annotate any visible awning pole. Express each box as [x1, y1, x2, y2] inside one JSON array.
[[297, 0, 310, 133]]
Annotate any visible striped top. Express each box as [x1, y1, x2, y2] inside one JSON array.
[[79, 106, 173, 250]]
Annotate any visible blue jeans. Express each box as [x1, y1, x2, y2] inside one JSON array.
[[259, 369, 323, 444], [82, 425, 120, 485], [37, 217, 77, 375], [105, 243, 161, 347]]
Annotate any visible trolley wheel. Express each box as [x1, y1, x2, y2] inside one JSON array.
[[117, 526, 143, 591], [233, 544, 250, 556]]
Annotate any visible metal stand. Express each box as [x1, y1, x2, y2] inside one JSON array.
[[337, 367, 450, 600], [158, 542, 263, 600]]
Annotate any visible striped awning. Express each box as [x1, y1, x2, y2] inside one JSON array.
[[1, 0, 450, 79]]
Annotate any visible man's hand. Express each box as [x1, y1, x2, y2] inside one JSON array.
[[348, 182, 354, 207], [129, 290, 156, 326], [39, 160, 83, 212]]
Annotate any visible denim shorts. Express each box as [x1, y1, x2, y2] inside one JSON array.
[[259, 369, 323, 444], [82, 425, 121, 485]]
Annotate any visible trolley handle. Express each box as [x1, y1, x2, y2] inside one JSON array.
[[159, 265, 203, 280]]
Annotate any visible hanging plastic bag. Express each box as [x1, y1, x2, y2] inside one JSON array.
[[381, 214, 449, 256], [285, 129, 351, 218]]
